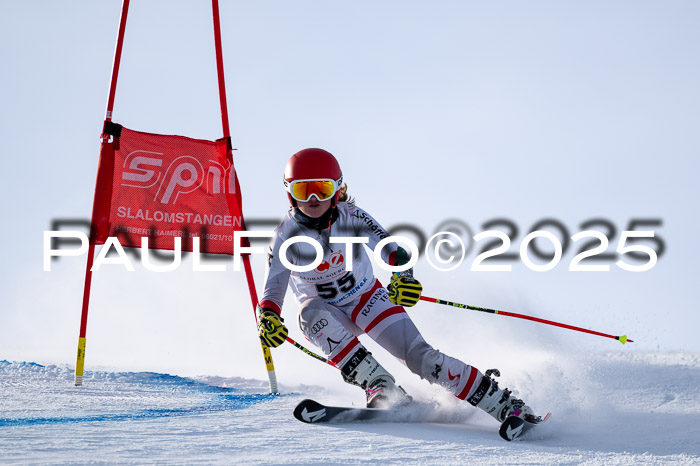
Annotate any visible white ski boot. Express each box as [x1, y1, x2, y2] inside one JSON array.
[[467, 369, 536, 423], [340, 347, 412, 408]]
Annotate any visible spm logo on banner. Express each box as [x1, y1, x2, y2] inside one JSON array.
[[115, 152, 240, 228]]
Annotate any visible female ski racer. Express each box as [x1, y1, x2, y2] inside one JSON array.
[[257, 148, 536, 424]]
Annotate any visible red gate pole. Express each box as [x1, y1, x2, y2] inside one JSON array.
[[211, 0, 278, 393], [75, 0, 131, 386]]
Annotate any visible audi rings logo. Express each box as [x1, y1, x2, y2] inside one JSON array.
[[311, 319, 328, 334]]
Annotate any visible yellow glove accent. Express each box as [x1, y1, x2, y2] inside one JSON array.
[[257, 308, 288, 348], [387, 273, 423, 307]]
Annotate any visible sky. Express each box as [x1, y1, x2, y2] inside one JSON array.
[[1, 1, 698, 390]]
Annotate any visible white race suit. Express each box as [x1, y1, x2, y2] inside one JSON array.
[[259, 202, 484, 401]]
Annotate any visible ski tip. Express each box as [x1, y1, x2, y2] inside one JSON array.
[[293, 399, 326, 424], [499, 412, 551, 441], [296, 399, 323, 409]]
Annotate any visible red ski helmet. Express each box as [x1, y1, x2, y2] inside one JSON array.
[[284, 148, 343, 207]]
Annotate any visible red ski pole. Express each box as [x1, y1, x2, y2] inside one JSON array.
[[419, 296, 633, 344]]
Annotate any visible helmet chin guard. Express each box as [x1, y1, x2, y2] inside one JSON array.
[[284, 148, 343, 208]]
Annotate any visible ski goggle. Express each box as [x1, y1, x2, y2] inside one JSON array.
[[286, 178, 340, 202]]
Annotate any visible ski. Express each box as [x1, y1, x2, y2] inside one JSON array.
[[293, 398, 396, 424], [295, 398, 551, 442], [498, 412, 551, 441]]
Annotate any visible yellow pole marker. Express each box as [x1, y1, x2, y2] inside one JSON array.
[[261, 343, 278, 394], [75, 337, 86, 386]]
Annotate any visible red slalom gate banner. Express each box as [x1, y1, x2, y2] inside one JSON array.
[[92, 124, 243, 255], [76, 0, 278, 394]]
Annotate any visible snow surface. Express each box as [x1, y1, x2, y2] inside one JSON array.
[[2, 353, 699, 465]]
